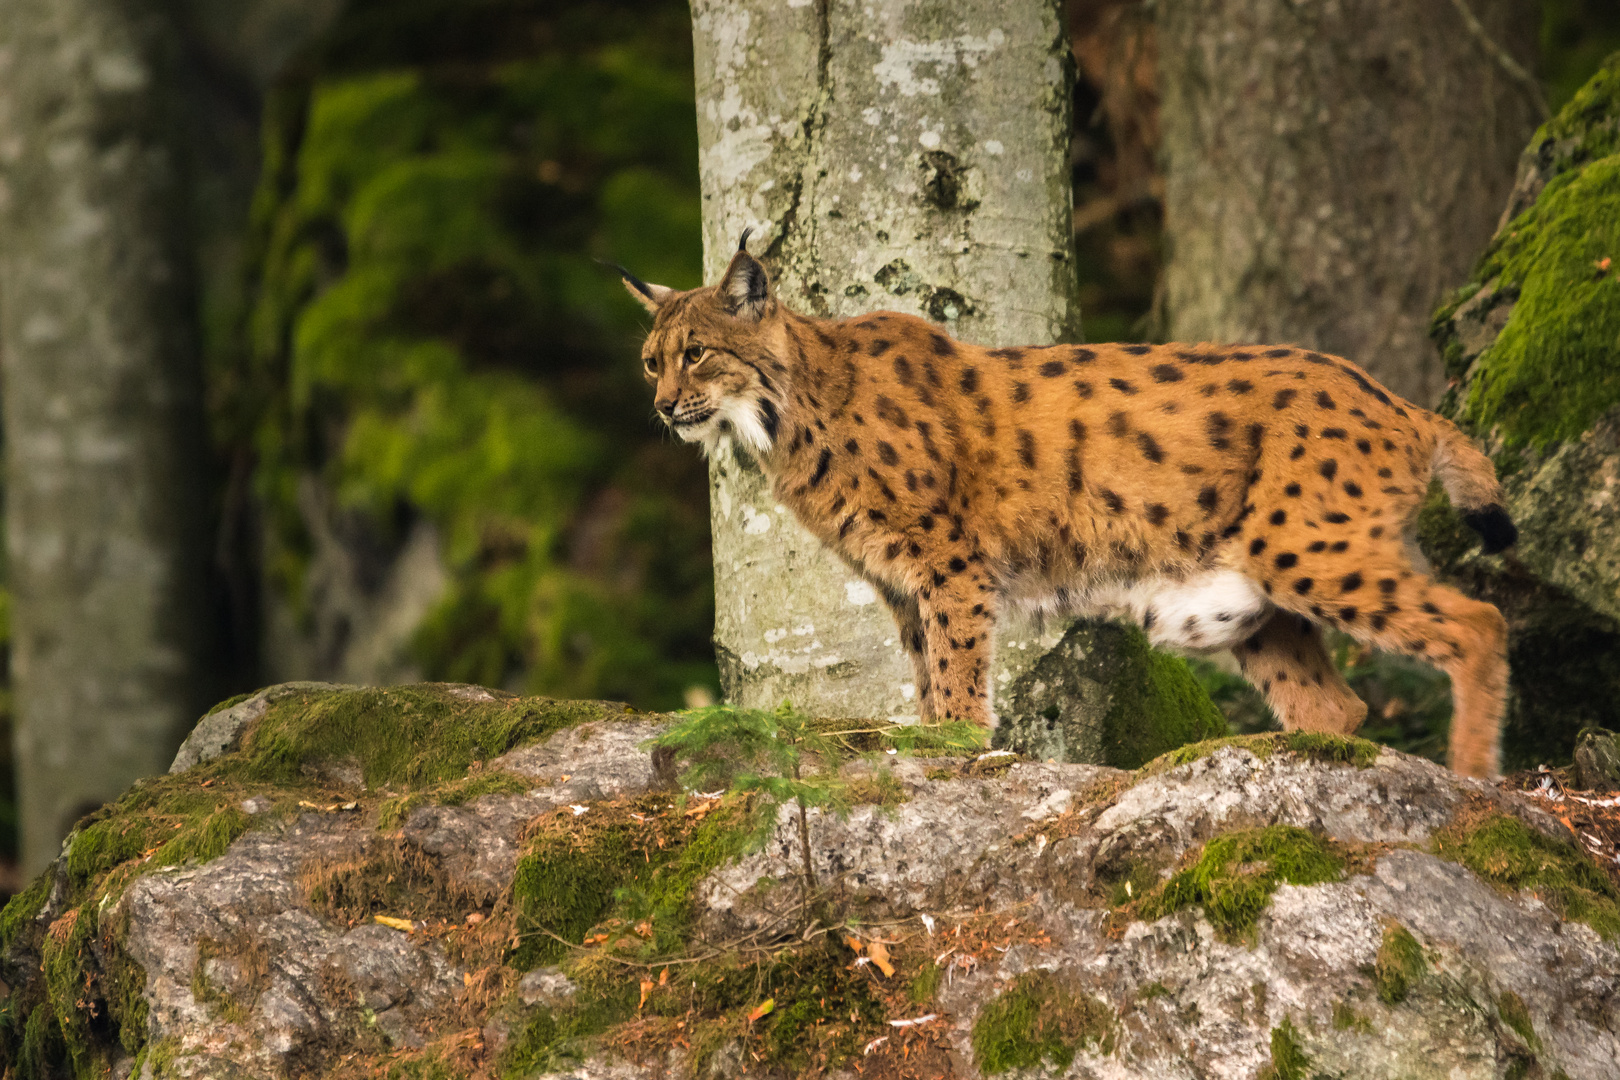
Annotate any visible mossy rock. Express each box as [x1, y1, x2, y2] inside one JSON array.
[[995, 620, 1227, 769], [1426, 51, 1620, 768], [0, 682, 653, 1077]]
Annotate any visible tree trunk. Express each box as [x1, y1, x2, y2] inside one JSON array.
[[0, 0, 214, 874], [691, 0, 1082, 721], [1157, 0, 1540, 407]]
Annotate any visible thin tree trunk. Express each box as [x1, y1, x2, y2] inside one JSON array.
[[0, 0, 214, 874], [1157, 0, 1540, 407], [691, 0, 1081, 721]]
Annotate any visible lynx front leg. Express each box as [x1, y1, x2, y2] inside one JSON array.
[[915, 581, 995, 726], [876, 581, 932, 713]]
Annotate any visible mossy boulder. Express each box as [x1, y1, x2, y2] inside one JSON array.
[[3, 692, 1617, 1079], [993, 620, 1227, 768], [1425, 51, 1620, 768]]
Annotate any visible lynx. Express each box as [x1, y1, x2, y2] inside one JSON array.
[[620, 237, 1516, 777]]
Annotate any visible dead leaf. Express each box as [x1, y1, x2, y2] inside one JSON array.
[[634, 921, 653, 938], [465, 912, 485, 926], [639, 980, 656, 1009], [844, 935, 865, 954], [375, 915, 415, 933], [464, 972, 475, 988], [658, 967, 669, 986], [1598, 256, 1612, 273], [747, 998, 775, 1022], [867, 940, 895, 978], [584, 932, 610, 945]]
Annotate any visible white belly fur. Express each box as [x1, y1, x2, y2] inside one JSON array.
[[1009, 569, 1273, 652]]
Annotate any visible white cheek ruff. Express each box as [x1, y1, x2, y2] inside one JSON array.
[[719, 396, 773, 457]]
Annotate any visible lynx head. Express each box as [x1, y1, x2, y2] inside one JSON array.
[[619, 231, 786, 457]]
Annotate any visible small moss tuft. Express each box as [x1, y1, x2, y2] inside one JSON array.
[[970, 972, 1113, 1074], [1497, 990, 1541, 1049], [1141, 730, 1382, 776], [908, 961, 943, 1004], [1374, 921, 1427, 1004], [1137, 825, 1344, 941], [1437, 813, 1620, 940], [1259, 1016, 1312, 1080], [1331, 1000, 1371, 1032]]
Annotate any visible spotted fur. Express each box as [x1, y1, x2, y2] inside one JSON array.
[[625, 249, 1515, 778]]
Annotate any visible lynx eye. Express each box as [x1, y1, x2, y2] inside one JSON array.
[[683, 345, 706, 367], [642, 356, 657, 373]]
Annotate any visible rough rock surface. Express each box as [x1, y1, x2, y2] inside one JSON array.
[[1425, 52, 1620, 766], [2, 684, 1615, 1080]]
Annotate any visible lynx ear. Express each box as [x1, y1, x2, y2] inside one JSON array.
[[719, 249, 771, 321], [608, 262, 674, 314]]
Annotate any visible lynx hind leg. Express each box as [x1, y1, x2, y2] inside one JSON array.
[[1235, 611, 1369, 735], [1247, 542, 1507, 778]]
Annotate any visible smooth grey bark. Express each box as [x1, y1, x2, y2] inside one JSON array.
[[1157, 0, 1539, 407], [0, 0, 215, 873], [691, 0, 1080, 720]]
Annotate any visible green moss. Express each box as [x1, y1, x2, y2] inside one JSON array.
[[1140, 730, 1381, 776], [1457, 156, 1620, 445], [1439, 814, 1620, 939], [240, 685, 624, 789], [509, 795, 753, 969], [1137, 981, 1169, 1001], [1374, 921, 1426, 1004], [1331, 1000, 1370, 1032], [970, 972, 1113, 1074], [1532, 50, 1620, 178], [1258, 1017, 1311, 1080], [0, 875, 49, 955], [1138, 826, 1345, 941], [909, 961, 943, 1004], [1497, 990, 1541, 1049], [377, 771, 535, 830], [1102, 625, 1228, 769], [204, 692, 254, 717], [41, 908, 98, 1077]]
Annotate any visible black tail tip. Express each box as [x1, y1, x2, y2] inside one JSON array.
[[1462, 505, 1518, 554]]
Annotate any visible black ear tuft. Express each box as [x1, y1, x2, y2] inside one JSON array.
[[1462, 505, 1518, 554], [738, 226, 753, 252], [720, 249, 770, 320], [599, 258, 674, 314], [600, 260, 654, 300]]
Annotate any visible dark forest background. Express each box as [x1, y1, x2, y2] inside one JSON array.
[[0, 0, 1615, 886]]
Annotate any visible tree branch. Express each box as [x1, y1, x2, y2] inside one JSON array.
[[1446, 0, 1550, 121]]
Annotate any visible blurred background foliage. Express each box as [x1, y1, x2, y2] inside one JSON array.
[[222, 0, 718, 707], [0, 0, 1616, 881]]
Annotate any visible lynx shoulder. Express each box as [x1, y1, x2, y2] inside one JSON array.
[[620, 243, 1514, 778]]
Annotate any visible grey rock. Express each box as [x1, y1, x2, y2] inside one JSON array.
[[518, 967, 578, 1007]]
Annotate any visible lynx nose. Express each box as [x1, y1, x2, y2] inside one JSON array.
[[655, 394, 678, 418]]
